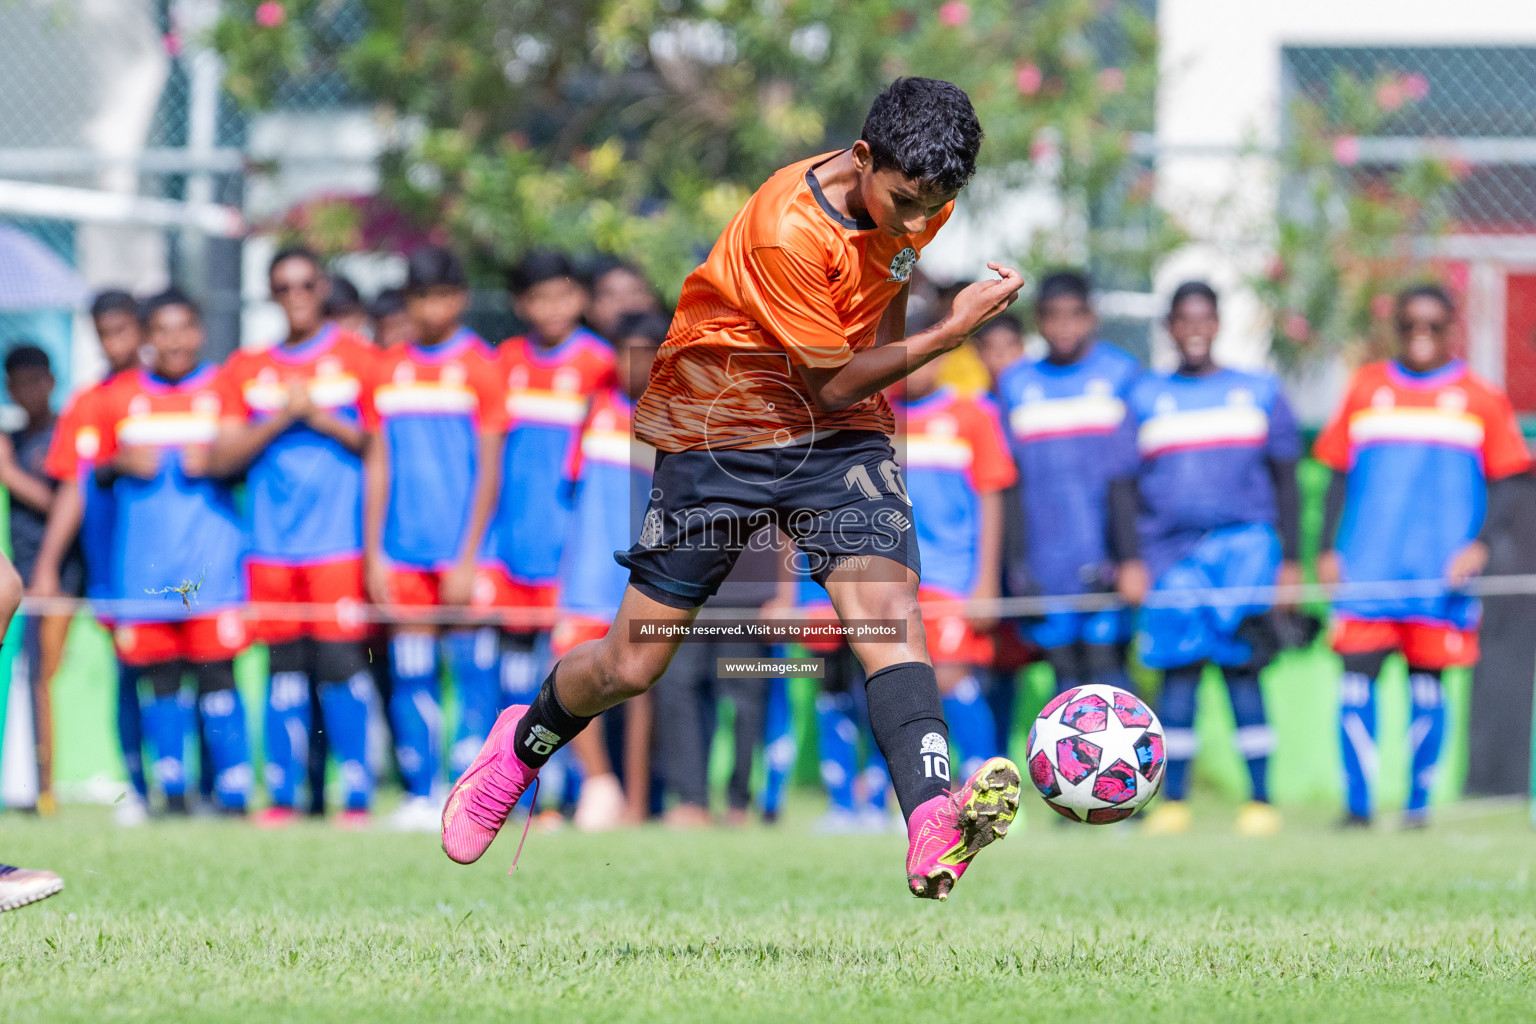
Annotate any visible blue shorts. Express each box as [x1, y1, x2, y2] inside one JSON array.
[[1136, 522, 1280, 670], [1023, 607, 1131, 651]]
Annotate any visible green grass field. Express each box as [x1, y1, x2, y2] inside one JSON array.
[[4, 797, 1535, 1023]]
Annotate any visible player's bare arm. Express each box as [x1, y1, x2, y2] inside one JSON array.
[[968, 489, 1004, 631], [797, 264, 1022, 412], [0, 433, 54, 514], [361, 432, 391, 605], [28, 478, 82, 596], [440, 429, 504, 606]]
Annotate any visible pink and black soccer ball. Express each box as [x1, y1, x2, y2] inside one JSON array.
[[1025, 683, 1165, 824]]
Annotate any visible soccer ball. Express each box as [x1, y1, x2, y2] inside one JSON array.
[[1025, 683, 1165, 824]]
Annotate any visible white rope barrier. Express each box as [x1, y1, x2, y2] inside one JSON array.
[[16, 574, 1536, 630]]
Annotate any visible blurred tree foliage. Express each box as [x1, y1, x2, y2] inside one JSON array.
[[1256, 69, 1461, 368], [213, 0, 1177, 298]]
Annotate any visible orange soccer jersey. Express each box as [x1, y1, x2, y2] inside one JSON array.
[[634, 151, 953, 452]]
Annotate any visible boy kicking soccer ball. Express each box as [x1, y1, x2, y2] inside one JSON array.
[[443, 78, 1025, 900]]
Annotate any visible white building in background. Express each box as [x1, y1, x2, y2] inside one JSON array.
[[1157, 0, 1536, 420]]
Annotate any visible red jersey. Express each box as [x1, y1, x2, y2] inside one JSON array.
[[635, 151, 953, 451]]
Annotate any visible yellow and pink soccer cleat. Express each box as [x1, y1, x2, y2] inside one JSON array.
[[441, 705, 540, 866], [905, 756, 1021, 901]]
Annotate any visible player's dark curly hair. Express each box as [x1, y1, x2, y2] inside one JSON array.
[[89, 289, 138, 321], [1168, 280, 1219, 317], [1395, 282, 1455, 321], [139, 287, 202, 325], [1036, 269, 1092, 310], [860, 77, 983, 194]]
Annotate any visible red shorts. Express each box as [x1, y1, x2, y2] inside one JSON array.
[[550, 616, 609, 658], [1332, 618, 1479, 669], [920, 590, 994, 666], [248, 557, 368, 644], [989, 622, 1037, 673], [383, 566, 557, 629], [114, 610, 250, 667]]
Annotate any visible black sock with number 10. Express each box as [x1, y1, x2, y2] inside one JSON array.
[[864, 661, 952, 820], [511, 663, 594, 770]]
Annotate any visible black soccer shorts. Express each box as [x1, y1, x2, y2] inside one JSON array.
[[616, 430, 920, 609]]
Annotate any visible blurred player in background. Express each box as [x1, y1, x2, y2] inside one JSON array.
[[211, 247, 377, 828], [490, 252, 614, 761], [1316, 284, 1532, 828], [997, 271, 1140, 698], [549, 311, 662, 829], [444, 78, 1026, 900], [324, 274, 369, 335], [368, 287, 412, 349], [1120, 282, 1301, 837], [969, 313, 1025, 391], [0, 345, 76, 814], [0, 542, 61, 909], [965, 312, 1030, 758], [362, 246, 507, 830], [94, 290, 254, 816], [585, 258, 661, 341], [33, 290, 147, 824], [892, 351, 1015, 781]]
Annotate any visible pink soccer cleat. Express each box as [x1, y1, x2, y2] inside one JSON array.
[[905, 756, 1021, 901], [253, 806, 299, 830], [441, 704, 540, 865]]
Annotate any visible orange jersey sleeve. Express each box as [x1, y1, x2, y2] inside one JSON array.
[[635, 152, 954, 452]]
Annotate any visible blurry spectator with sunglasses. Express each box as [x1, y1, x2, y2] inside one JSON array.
[[1316, 284, 1532, 829]]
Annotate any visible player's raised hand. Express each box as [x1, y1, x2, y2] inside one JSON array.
[[948, 263, 1024, 335]]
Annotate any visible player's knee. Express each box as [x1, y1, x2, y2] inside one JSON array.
[[0, 559, 22, 622], [593, 641, 663, 702], [142, 661, 185, 699], [268, 638, 309, 675], [193, 660, 238, 695], [314, 640, 367, 684]]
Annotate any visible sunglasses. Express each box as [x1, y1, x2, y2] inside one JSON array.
[[272, 279, 319, 297], [1396, 317, 1449, 335]]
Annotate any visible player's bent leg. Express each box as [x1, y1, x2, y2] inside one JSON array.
[[441, 586, 695, 865], [825, 563, 1020, 900]]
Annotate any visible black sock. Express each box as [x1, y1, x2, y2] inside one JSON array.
[[864, 662, 951, 821], [511, 663, 594, 770]]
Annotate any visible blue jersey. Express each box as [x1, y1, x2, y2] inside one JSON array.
[[218, 324, 374, 563], [1315, 360, 1532, 627], [493, 330, 615, 588], [559, 389, 652, 616], [94, 367, 247, 620], [362, 329, 507, 570], [894, 387, 1016, 598], [995, 342, 1140, 594], [1128, 367, 1301, 578]]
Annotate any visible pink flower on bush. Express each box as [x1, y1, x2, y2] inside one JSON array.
[[1015, 62, 1043, 96], [938, 2, 970, 27], [1265, 256, 1287, 282], [1376, 80, 1405, 112], [1370, 293, 1395, 320], [163, 31, 182, 57], [1447, 155, 1474, 181], [1098, 68, 1126, 94], [1030, 136, 1057, 164], [1332, 135, 1360, 166], [255, 2, 286, 29], [1403, 73, 1430, 102], [1282, 311, 1311, 341]]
